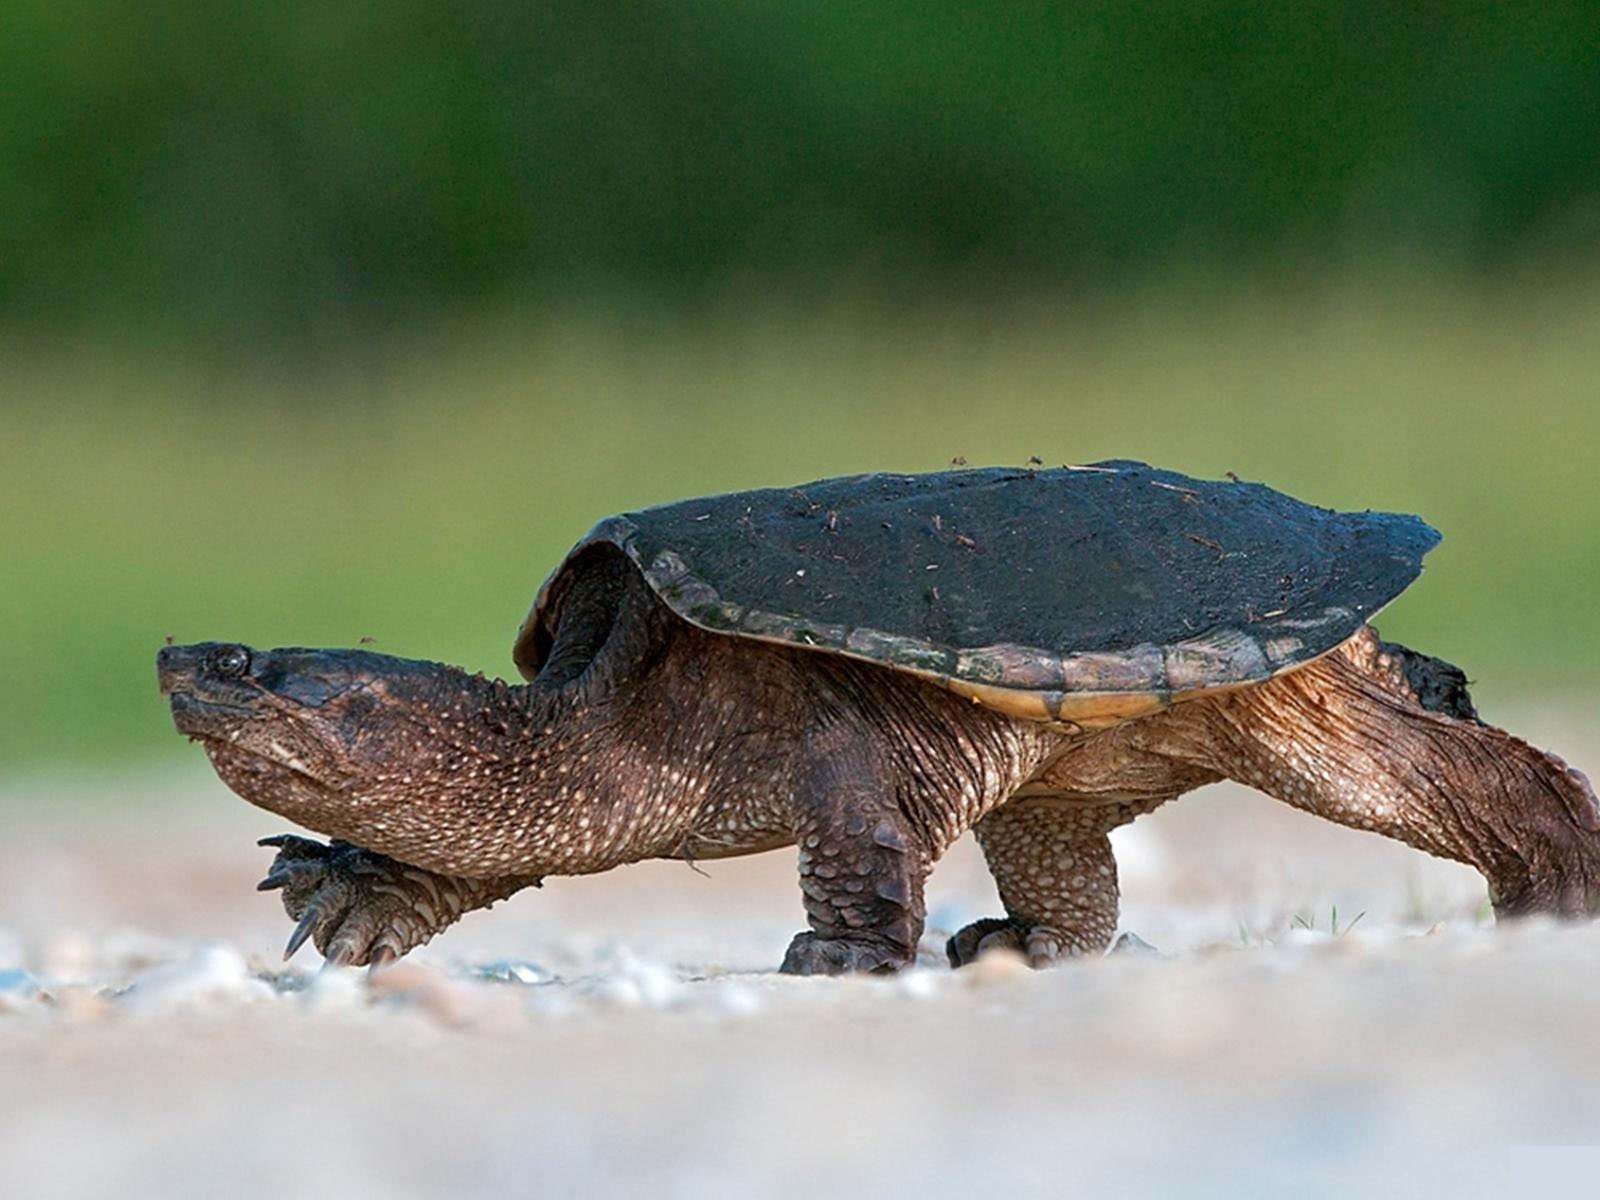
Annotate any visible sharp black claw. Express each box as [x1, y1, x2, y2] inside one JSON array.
[[258, 834, 295, 848], [256, 872, 289, 892], [284, 906, 321, 960]]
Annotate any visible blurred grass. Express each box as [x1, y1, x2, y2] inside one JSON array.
[[3, 266, 1597, 776]]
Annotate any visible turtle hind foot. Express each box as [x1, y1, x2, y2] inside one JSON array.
[[778, 932, 913, 976], [256, 835, 447, 971], [946, 916, 1109, 969]]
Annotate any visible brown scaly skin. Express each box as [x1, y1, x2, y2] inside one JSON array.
[[159, 572, 1598, 974]]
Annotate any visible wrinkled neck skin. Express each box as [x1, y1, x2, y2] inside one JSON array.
[[251, 659, 709, 881]]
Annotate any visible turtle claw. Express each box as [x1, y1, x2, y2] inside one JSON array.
[[284, 906, 322, 961], [257, 859, 324, 892], [947, 915, 1104, 968], [256, 832, 455, 969], [257, 833, 318, 850]]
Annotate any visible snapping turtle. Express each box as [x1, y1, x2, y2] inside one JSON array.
[[157, 463, 1599, 973]]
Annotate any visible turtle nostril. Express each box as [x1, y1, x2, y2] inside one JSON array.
[[156, 643, 200, 694]]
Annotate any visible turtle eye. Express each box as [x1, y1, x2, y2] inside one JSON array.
[[209, 645, 251, 679]]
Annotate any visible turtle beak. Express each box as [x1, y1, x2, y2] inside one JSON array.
[[157, 643, 205, 697], [159, 642, 262, 740]]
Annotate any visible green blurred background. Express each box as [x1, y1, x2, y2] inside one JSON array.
[[3, 2, 1597, 776]]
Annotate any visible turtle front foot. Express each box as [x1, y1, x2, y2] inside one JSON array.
[[946, 916, 1104, 969], [256, 835, 447, 970], [779, 932, 913, 975]]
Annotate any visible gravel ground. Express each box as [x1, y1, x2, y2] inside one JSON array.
[[2, 707, 1596, 1198]]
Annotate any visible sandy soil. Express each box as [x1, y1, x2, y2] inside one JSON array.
[[2, 707, 1597, 1197]]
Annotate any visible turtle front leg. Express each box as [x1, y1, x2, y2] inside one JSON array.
[[780, 745, 931, 976], [949, 797, 1165, 968], [257, 835, 539, 969]]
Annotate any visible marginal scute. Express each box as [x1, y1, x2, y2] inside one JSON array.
[[843, 628, 957, 674], [955, 644, 1068, 690], [1058, 644, 1166, 693], [517, 463, 1441, 728], [1262, 635, 1306, 666], [1162, 628, 1270, 691]]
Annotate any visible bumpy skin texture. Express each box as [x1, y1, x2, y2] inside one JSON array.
[[158, 558, 1598, 974], [1195, 630, 1600, 917], [949, 798, 1165, 967]]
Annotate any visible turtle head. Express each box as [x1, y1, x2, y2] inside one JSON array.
[[157, 642, 508, 815]]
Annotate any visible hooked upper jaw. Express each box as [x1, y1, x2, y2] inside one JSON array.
[[156, 640, 472, 799], [158, 642, 266, 738], [157, 641, 354, 791]]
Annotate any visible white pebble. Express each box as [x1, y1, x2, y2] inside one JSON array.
[[301, 966, 367, 1014], [581, 948, 684, 1009], [41, 930, 97, 986], [715, 982, 763, 1017], [121, 943, 272, 1015]]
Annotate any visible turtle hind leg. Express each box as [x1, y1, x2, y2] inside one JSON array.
[[948, 731, 1217, 969], [1156, 627, 1600, 919], [948, 796, 1170, 968]]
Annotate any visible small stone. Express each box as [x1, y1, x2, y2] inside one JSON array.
[[121, 943, 273, 1015], [472, 959, 557, 986], [41, 930, 96, 986], [581, 949, 684, 1010], [1108, 931, 1163, 957]]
